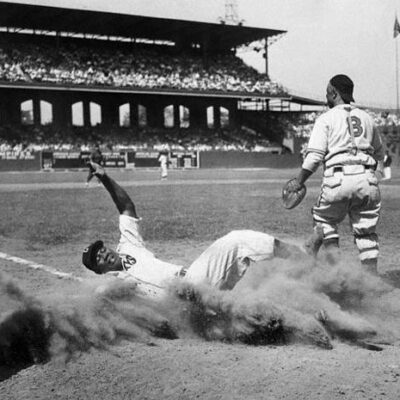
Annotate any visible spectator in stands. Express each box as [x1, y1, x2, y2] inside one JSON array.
[[0, 37, 287, 96]]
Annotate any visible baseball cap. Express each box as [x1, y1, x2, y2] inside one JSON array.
[[329, 74, 355, 103], [82, 240, 103, 273]]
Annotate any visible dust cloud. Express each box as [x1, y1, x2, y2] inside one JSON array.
[[1, 255, 400, 368]]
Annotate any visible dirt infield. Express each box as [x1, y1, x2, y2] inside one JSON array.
[[0, 168, 400, 400]]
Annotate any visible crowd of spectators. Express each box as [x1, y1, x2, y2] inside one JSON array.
[[0, 124, 284, 156], [0, 36, 286, 95], [292, 109, 400, 139], [2, 109, 398, 158]]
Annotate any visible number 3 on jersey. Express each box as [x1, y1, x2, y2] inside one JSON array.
[[350, 116, 364, 137]]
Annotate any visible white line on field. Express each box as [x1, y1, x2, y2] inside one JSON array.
[[0, 251, 82, 281]]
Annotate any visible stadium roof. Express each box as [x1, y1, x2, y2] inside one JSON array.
[[0, 1, 286, 50], [289, 94, 326, 107]]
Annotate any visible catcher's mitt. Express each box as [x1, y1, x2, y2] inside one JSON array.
[[282, 178, 307, 209]]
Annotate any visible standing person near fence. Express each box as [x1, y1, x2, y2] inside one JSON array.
[[289, 74, 384, 274], [382, 150, 392, 180], [158, 150, 169, 180], [86, 144, 105, 187]]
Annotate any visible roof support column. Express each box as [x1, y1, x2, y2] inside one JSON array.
[[189, 101, 207, 129], [0, 89, 19, 125], [129, 101, 138, 128], [83, 99, 90, 127], [213, 105, 221, 129], [53, 95, 71, 127], [202, 32, 210, 68], [102, 98, 118, 127], [264, 37, 269, 79], [173, 102, 180, 128], [33, 96, 41, 126]]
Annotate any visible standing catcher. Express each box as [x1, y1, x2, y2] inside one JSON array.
[[291, 74, 384, 274], [82, 161, 305, 291]]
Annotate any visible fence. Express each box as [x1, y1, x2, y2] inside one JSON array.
[[0, 150, 301, 171]]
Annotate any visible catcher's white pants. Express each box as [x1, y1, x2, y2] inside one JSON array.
[[312, 165, 381, 261]]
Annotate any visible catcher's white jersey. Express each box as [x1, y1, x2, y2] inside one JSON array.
[[302, 104, 384, 172]]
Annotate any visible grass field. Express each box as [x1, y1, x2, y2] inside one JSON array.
[[0, 167, 399, 275], [1, 167, 400, 399]]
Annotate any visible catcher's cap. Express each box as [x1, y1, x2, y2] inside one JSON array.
[[82, 240, 103, 273], [330, 74, 354, 103]]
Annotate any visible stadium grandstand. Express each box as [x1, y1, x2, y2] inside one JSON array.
[[0, 0, 398, 170]]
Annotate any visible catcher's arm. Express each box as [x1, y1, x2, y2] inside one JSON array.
[[296, 168, 313, 187], [90, 161, 138, 218]]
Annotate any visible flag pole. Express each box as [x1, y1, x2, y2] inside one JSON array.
[[395, 13, 400, 115], [396, 34, 399, 115]]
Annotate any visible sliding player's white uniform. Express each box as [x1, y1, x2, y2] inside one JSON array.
[[110, 215, 276, 291]]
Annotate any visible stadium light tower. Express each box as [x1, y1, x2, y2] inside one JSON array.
[[218, 0, 244, 25], [225, 0, 239, 24]]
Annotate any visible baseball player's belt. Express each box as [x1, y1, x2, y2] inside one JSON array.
[[324, 164, 375, 176]]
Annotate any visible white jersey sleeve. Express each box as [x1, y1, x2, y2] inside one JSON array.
[[302, 116, 329, 172], [118, 214, 147, 251]]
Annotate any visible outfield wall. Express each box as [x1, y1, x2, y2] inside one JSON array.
[[199, 152, 301, 169], [0, 151, 41, 171], [0, 150, 302, 171]]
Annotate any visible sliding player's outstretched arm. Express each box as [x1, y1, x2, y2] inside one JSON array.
[[89, 161, 138, 218]]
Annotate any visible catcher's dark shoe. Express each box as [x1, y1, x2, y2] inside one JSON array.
[[325, 248, 341, 266], [379, 269, 400, 288], [361, 258, 378, 276], [303, 226, 324, 257]]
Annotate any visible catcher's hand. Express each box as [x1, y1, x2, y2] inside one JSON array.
[[282, 178, 307, 209], [89, 161, 105, 177]]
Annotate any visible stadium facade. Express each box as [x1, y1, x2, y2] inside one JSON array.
[[0, 1, 337, 171]]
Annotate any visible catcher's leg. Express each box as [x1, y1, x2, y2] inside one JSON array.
[[311, 176, 348, 263], [303, 224, 324, 257], [349, 179, 381, 275]]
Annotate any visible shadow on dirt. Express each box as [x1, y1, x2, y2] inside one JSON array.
[[0, 364, 32, 382], [0, 307, 52, 382], [381, 270, 400, 289]]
